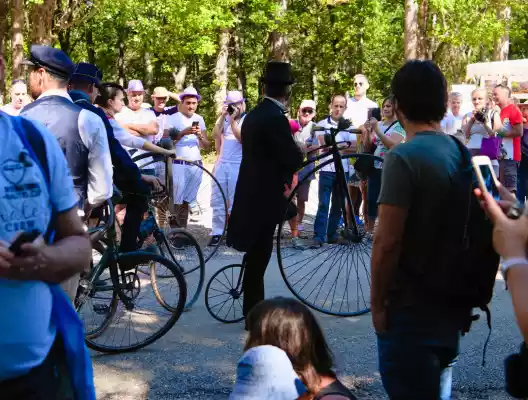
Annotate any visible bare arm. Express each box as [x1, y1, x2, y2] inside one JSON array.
[[212, 116, 224, 154], [124, 121, 158, 136], [142, 140, 175, 157], [1, 208, 91, 283], [229, 118, 242, 142], [197, 130, 211, 150]]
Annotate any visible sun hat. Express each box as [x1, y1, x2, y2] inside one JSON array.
[[126, 79, 145, 93], [152, 87, 171, 98], [225, 90, 245, 105], [230, 345, 307, 400], [179, 86, 201, 102], [299, 100, 316, 110]]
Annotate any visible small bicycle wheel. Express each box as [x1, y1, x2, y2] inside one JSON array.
[[277, 156, 374, 317], [205, 264, 245, 323], [153, 228, 205, 311], [133, 153, 228, 263], [84, 252, 186, 354], [76, 240, 118, 339]]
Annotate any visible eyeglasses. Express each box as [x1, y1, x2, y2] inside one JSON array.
[[354, 82, 364, 87], [301, 108, 314, 114]]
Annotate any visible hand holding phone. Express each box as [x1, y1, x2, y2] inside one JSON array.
[[9, 230, 42, 256]]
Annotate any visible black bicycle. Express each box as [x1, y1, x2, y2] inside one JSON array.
[[205, 119, 382, 322], [132, 147, 228, 263], [76, 200, 187, 354]]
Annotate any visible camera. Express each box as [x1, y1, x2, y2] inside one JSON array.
[[475, 108, 488, 123], [227, 104, 236, 115]]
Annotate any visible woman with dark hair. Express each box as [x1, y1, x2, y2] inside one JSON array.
[[245, 297, 357, 400], [364, 96, 405, 234], [96, 82, 174, 157]]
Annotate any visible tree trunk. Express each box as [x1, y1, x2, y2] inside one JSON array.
[[29, 0, 57, 45], [311, 64, 318, 107], [144, 51, 153, 90], [117, 35, 125, 86], [86, 27, 95, 64], [404, 0, 419, 60], [493, 6, 511, 61], [172, 63, 187, 92], [268, 0, 289, 61], [214, 29, 230, 115], [233, 31, 246, 95], [11, 0, 24, 80], [0, 0, 8, 103]]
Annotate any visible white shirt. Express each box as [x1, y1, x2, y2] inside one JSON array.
[[115, 107, 157, 168], [166, 112, 207, 161], [315, 117, 356, 173], [218, 115, 245, 164], [441, 111, 464, 135], [1, 104, 22, 116], [109, 118, 146, 149], [36, 90, 112, 207], [343, 96, 377, 127]]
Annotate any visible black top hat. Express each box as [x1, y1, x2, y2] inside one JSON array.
[[261, 61, 294, 85], [71, 62, 103, 86]]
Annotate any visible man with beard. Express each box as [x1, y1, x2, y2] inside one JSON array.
[[227, 61, 303, 323]]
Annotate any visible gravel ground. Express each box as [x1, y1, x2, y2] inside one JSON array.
[[92, 246, 519, 400]]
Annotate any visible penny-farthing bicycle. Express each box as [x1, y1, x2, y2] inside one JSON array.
[[205, 119, 381, 323]]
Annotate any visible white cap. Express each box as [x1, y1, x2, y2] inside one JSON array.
[[299, 99, 316, 110]]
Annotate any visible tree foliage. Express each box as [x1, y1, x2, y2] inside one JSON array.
[[1, 0, 527, 132]]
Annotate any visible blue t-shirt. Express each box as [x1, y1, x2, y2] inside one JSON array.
[[0, 112, 79, 379]]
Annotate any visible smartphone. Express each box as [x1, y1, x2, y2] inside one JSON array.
[[9, 230, 41, 256], [472, 156, 500, 201], [368, 107, 382, 121], [191, 121, 199, 128]]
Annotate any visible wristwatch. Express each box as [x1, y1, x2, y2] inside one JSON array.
[[501, 257, 528, 280]]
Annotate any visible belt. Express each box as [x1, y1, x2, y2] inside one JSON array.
[[173, 160, 203, 166]]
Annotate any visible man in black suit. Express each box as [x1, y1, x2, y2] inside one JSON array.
[[227, 61, 303, 320]]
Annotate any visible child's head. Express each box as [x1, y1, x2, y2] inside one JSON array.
[[289, 119, 301, 135], [245, 297, 335, 394], [519, 103, 528, 123]]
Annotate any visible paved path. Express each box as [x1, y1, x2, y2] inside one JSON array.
[[93, 246, 520, 400]]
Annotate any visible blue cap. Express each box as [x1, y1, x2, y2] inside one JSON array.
[[21, 45, 74, 79], [230, 345, 307, 400], [70, 62, 103, 86]]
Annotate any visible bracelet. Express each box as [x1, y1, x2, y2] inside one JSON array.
[[501, 257, 528, 280]]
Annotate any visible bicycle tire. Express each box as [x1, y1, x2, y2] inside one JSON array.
[[76, 240, 119, 339], [277, 154, 379, 317], [153, 228, 205, 311], [84, 251, 187, 354], [132, 152, 228, 263], [205, 264, 245, 323]]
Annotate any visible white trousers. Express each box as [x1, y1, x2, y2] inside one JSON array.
[[172, 162, 203, 205], [211, 161, 240, 236]]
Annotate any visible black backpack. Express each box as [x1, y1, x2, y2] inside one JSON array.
[[422, 136, 500, 309]]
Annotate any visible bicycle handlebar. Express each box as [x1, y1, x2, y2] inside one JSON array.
[[311, 124, 361, 135]]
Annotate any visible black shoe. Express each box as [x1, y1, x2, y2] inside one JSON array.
[[208, 235, 222, 247]]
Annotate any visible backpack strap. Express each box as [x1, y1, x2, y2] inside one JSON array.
[[11, 116, 56, 244]]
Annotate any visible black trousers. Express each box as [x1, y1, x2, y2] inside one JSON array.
[[1, 337, 74, 400], [118, 191, 148, 253], [242, 222, 276, 317]]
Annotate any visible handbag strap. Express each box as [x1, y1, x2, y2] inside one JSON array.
[[383, 120, 398, 134]]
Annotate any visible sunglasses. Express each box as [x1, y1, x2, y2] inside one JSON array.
[[154, 97, 167, 100], [354, 82, 364, 87], [301, 108, 314, 114]]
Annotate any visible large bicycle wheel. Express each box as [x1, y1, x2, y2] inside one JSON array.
[[205, 264, 245, 323], [277, 155, 376, 317], [153, 228, 205, 311], [83, 252, 186, 354], [133, 153, 228, 263], [76, 240, 118, 339]]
